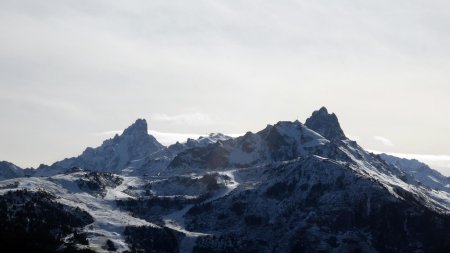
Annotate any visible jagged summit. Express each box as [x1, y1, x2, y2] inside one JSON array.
[[107, 118, 162, 150], [122, 118, 148, 136], [305, 106, 346, 141], [35, 118, 164, 175]]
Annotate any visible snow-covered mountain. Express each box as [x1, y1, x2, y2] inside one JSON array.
[[168, 120, 329, 170], [1, 107, 450, 253], [34, 119, 164, 176], [380, 153, 450, 193]]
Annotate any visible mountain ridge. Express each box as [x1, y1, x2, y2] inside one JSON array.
[[1, 107, 450, 252]]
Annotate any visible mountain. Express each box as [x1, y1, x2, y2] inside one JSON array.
[[1, 108, 450, 253], [35, 119, 164, 176], [380, 153, 450, 192], [0, 161, 24, 180], [168, 120, 329, 170], [305, 106, 346, 141]]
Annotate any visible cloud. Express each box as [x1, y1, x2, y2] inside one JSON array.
[[0, 91, 87, 118], [346, 134, 360, 141], [151, 113, 215, 126], [386, 153, 450, 162], [149, 130, 204, 146], [373, 136, 394, 146], [93, 130, 122, 136]]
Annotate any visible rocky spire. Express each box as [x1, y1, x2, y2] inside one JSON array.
[[305, 107, 346, 141], [122, 118, 148, 136]]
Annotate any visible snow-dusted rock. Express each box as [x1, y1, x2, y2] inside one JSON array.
[[34, 119, 164, 176], [380, 153, 450, 192]]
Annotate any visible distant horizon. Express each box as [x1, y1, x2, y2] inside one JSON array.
[[6, 114, 450, 177], [1, 1, 450, 175]]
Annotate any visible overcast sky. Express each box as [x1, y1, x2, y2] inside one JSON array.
[[1, 0, 450, 174]]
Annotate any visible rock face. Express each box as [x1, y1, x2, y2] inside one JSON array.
[[2, 107, 450, 253], [305, 106, 346, 141]]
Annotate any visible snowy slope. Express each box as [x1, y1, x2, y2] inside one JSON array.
[[0, 171, 163, 252]]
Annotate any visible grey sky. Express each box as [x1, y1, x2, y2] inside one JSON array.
[[1, 0, 450, 174]]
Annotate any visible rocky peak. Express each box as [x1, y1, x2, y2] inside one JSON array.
[[305, 107, 346, 141], [116, 118, 163, 150], [122, 118, 148, 136]]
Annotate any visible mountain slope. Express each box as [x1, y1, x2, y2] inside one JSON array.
[[0, 161, 24, 180], [380, 153, 450, 193], [188, 157, 450, 253]]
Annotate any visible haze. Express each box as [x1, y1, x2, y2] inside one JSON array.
[[1, 1, 450, 174]]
